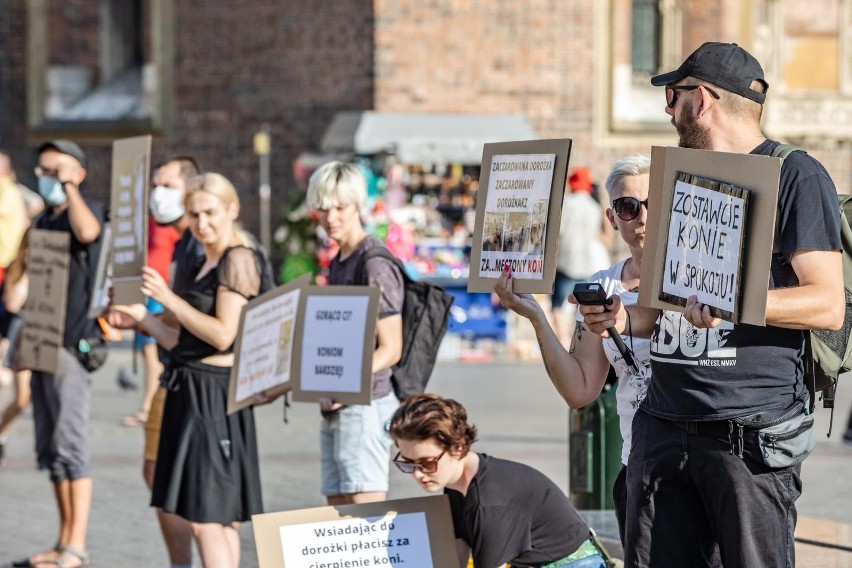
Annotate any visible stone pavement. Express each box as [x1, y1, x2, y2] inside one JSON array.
[[0, 341, 851, 567]]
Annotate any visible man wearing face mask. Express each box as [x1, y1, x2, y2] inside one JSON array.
[[123, 157, 199, 430], [14, 140, 104, 568], [140, 156, 200, 568]]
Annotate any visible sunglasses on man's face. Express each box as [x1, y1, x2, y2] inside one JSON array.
[[392, 449, 446, 474], [612, 196, 649, 221], [665, 84, 720, 108]]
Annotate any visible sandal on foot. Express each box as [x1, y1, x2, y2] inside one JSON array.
[[12, 545, 64, 567], [34, 546, 89, 568]]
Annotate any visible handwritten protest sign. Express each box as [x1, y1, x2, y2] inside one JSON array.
[[290, 286, 380, 405], [639, 146, 781, 326], [227, 275, 310, 414], [109, 135, 151, 305], [252, 496, 458, 568], [469, 139, 572, 293], [660, 172, 750, 322], [19, 230, 70, 374]]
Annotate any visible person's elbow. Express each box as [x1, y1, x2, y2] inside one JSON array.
[[76, 224, 101, 243], [562, 390, 597, 409], [820, 299, 846, 331]]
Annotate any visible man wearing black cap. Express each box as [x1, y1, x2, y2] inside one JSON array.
[[16, 140, 105, 568], [578, 43, 843, 566]]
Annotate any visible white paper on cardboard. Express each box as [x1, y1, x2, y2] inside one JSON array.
[[478, 153, 555, 280], [278, 512, 433, 567], [300, 295, 370, 394]]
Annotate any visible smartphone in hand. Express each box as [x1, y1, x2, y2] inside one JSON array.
[[571, 282, 613, 306], [570, 282, 639, 374]]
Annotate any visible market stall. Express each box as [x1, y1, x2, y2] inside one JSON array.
[[301, 111, 539, 345]]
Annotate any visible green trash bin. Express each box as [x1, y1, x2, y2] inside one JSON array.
[[569, 382, 622, 510]]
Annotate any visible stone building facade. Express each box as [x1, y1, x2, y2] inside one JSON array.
[[0, 0, 850, 237]]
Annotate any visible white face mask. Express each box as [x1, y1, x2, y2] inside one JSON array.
[[149, 185, 185, 224]]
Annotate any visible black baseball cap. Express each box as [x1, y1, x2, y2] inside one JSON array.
[[650, 42, 768, 105], [37, 139, 87, 168]]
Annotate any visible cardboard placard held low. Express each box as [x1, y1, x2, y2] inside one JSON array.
[[227, 274, 311, 415], [640, 146, 781, 326], [252, 495, 457, 568], [468, 138, 572, 294], [290, 285, 380, 406], [19, 230, 71, 374]]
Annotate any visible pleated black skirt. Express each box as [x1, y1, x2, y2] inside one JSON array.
[[151, 360, 263, 524]]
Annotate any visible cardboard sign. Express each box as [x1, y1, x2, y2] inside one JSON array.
[[252, 496, 458, 568], [290, 286, 380, 406], [640, 146, 781, 326], [87, 223, 113, 318], [109, 135, 151, 305], [468, 138, 572, 293], [660, 172, 750, 322], [227, 274, 311, 415], [19, 230, 70, 374]]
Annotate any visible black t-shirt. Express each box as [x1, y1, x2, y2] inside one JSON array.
[[644, 139, 842, 421], [445, 454, 589, 568], [328, 235, 404, 399], [170, 229, 205, 297], [34, 201, 106, 349], [171, 245, 263, 362]]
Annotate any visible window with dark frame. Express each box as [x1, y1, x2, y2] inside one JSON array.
[[631, 0, 661, 76]]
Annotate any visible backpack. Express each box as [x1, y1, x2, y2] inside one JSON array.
[[355, 246, 454, 401], [772, 143, 852, 435]]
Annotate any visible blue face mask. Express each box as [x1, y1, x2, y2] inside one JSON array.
[[38, 175, 68, 206]]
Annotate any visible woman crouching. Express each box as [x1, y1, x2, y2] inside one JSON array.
[[389, 394, 607, 568]]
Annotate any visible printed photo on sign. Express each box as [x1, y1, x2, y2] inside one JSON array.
[[279, 512, 432, 567], [468, 138, 571, 294], [660, 172, 750, 322], [227, 274, 310, 415], [478, 153, 555, 280]]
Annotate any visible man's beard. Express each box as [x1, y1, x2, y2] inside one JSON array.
[[674, 101, 709, 149]]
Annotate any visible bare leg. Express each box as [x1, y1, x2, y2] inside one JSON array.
[[66, 477, 91, 552], [191, 522, 238, 568], [0, 369, 31, 438], [140, 342, 162, 417], [144, 461, 194, 564], [123, 343, 162, 426]]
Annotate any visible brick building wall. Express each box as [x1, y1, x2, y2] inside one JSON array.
[[1, 0, 850, 234], [0, 0, 376, 239]]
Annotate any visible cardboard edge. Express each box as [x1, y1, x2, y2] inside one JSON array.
[[290, 285, 380, 406], [640, 147, 779, 326], [252, 495, 457, 568], [467, 138, 572, 294], [227, 274, 311, 415]]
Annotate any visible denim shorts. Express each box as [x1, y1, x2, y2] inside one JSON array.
[[320, 392, 398, 496], [135, 297, 165, 348]]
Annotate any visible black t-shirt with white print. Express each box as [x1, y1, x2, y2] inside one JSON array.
[[643, 139, 842, 421]]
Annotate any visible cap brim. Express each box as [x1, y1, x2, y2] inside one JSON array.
[[650, 70, 685, 87]]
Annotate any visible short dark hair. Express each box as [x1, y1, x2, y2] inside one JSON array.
[[156, 155, 202, 183], [389, 394, 478, 457]]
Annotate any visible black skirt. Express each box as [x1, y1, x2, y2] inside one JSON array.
[[151, 360, 263, 524]]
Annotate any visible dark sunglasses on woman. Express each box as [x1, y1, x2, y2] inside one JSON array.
[[612, 196, 649, 221]]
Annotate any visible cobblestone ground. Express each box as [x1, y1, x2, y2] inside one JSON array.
[[0, 343, 850, 567]]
